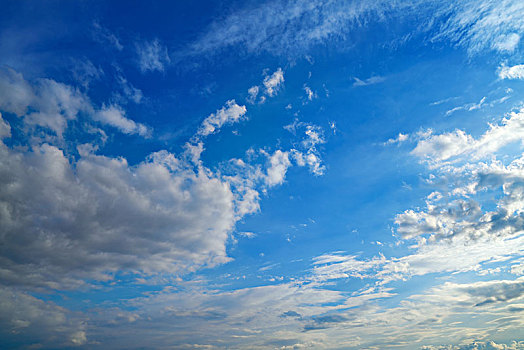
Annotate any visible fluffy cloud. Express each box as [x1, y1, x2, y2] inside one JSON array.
[[0, 67, 150, 138], [0, 137, 238, 288], [0, 287, 87, 348], [196, 100, 247, 137], [263, 68, 284, 97], [265, 150, 291, 186], [0, 67, 89, 135], [412, 109, 524, 163], [246, 68, 285, 104], [498, 64, 524, 80], [94, 105, 150, 136]]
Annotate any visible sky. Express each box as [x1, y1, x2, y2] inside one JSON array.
[[0, 0, 524, 349]]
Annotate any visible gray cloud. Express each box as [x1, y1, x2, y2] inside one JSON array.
[[0, 287, 86, 348]]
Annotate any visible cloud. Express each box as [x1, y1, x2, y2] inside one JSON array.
[[71, 59, 104, 89], [498, 64, 524, 80], [0, 287, 87, 348], [185, 0, 414, 57], [0, 113, 11, 138], [412, 109, 524, 163], [303, 85, 316, 101], [245, 68, 285, 104], [422, 341, 524, 350], [136, 38, 170, 73], [384, 132, 409, 145], [263, 68, 284, 97], [0, 67, 150, 138], [289, 123, 326, 176], [116, 74, 143, 104], [352, 75, 386, 87], [196, 100, 247, 138], [247, 85, 259, 104], [431, 0, 524, 54], [95, 105, 151, 137], [92, 21, 123, 51], [182, 0, 523, 62], [265, 150, 291, 186], [493, 33, 521, 52], [0, 67, 88, 135], [0, 141, 241, 288]]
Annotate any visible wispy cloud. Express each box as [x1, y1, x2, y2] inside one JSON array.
[[352, 75, 386, 87], [92, 21, 123, 51], [136, 38, 170, 73]]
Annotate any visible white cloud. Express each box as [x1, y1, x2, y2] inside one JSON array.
[[95, 105, 151, 137], [0, 141, 242, 288], [422, 341, 524, 350], [136, 38, 170, 73], [247, 85, 259, 104], [0, 67, 88, 136], [412, 109, 524, 163], [181, 0, 524, 61], [266, 150, 291, 186], [285, 120, 326, 176], [0, 67, 151, 138], [432, 0, 524, 54], [186, 0, 413, 57], [197, 100, 247, 137], [498, 64, 524, 80], [493, 33, 521, 52], [263, 68, 284, 97], [384, 132, 409, 145], [303, 85, 317, 101], [352, 75, 385, 87]]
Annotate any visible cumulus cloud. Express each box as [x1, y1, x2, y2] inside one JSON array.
[[498, 64, 524, 80], [0, 287, 87, 348], [286, 121, 326, 176], [265, 150, 291, 186], [196, 100, 247, 137], [0, 141, 240, 288], [412, 109, 524, 163], [0, 67, 88, 135], [263, 68, 284, 97], [0, 113, 11, 139], [384, 132, 409, 145], [0, 67, 150, 138], [136, 38, 170, 73], [95, 105, 150, 136], [422, 341, 524, 350], [245, 68, 285, 104]]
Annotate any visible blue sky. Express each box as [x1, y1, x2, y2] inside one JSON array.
[[1, 0, 524, 349]]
